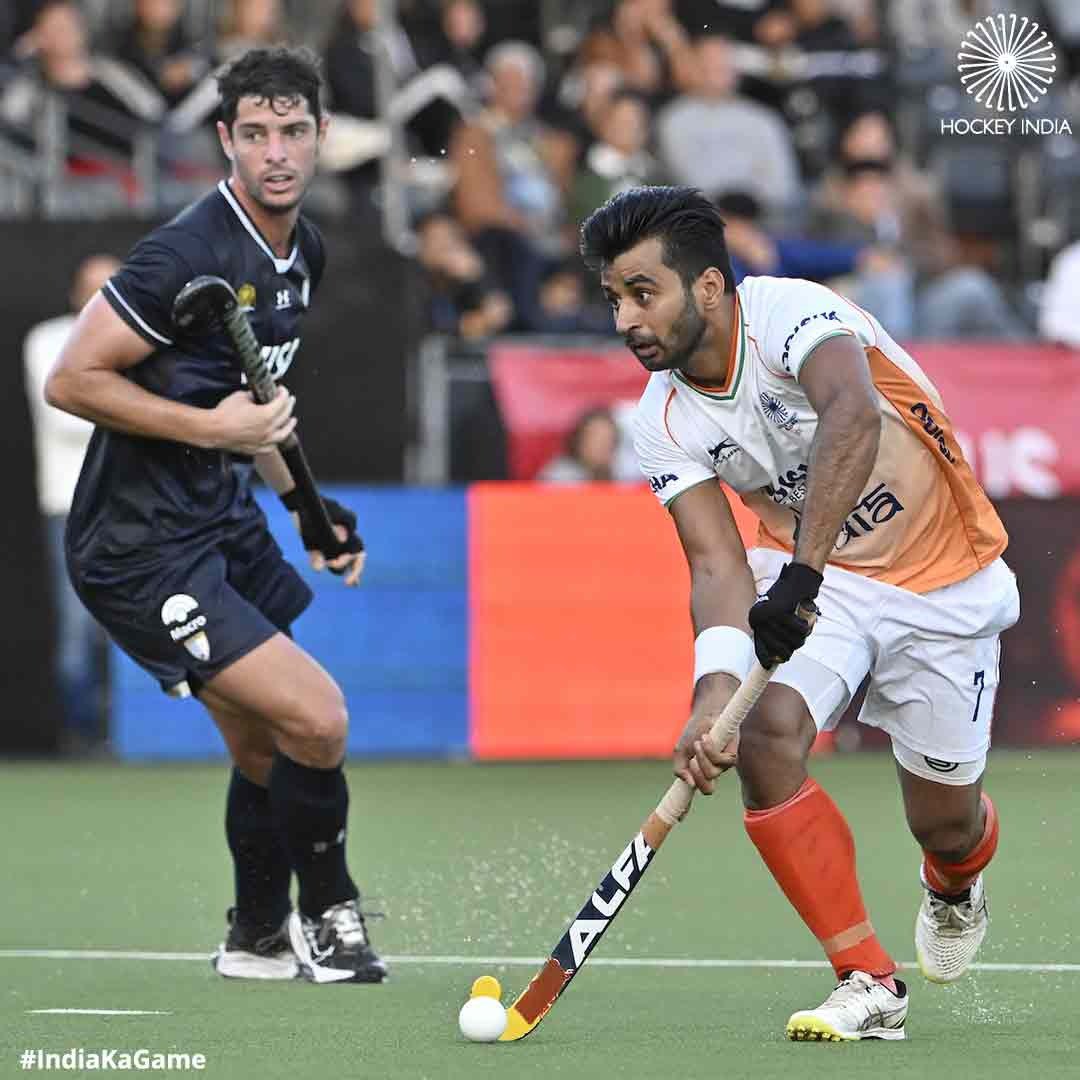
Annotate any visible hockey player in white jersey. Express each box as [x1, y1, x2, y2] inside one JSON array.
[[580, 187, 1019, 1043]]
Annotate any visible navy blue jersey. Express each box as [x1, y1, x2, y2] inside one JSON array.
[[67, 179, 324, 566]]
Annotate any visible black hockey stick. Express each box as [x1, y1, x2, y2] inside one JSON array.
[[172, 275, 345, 558]]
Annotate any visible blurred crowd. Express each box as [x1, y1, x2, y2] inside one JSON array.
[[5, 0, 1080, 346]]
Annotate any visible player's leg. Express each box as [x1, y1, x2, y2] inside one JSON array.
[[863, 557, 1018, 984], [201, 686, 297, 980], [737, 668, 907, 1041], [738, 548, 905, 1041], [203, 633, 386, 983], [894, 748, 998, 983]]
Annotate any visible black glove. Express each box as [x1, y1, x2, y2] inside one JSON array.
[[281, 489, 364, 574], [747, 562, 822, 667]]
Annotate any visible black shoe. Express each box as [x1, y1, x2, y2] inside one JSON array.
[[287, 900, 388, 984], [212, 908, 298, 980]]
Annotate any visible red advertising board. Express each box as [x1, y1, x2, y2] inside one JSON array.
[[469, 486, 1080, 758], [489, 342, 1080, 497]]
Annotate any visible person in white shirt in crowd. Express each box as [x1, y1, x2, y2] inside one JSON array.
[[657, 34, 801, 215], [23, 254, 120, 754], [1038, 240, 1080, 349]]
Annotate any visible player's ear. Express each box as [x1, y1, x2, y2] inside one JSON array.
[[216, 120, 235, 162], [697, 267, 727, 310], [317, 113, 330, 144]]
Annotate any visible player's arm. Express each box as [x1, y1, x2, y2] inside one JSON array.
[[746, 334, 880, 669], [793, 334, 881, 572], [668, 479, 759, 794], [44, 294, 296, 454]]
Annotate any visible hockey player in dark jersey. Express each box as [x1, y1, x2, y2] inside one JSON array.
[[45, 46, 385, 985]]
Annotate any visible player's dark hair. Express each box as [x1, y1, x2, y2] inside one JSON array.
[[580, 186, 734, 292], [217, 46, 324, 131]]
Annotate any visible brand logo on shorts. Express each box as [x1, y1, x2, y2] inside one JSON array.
[[161, 593, 211, 662], [924, 756, 960, 773]]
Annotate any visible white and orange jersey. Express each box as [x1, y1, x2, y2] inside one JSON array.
[[633, 275, 1007, 594]]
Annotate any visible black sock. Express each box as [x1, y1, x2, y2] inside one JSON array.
[[269, 751, 358, 919], [225, 768, 292, 932]]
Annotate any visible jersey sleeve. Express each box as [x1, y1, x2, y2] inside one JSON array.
[[632, 390, 715, 508], [756, 277, 870, 381], [102, 227, 215, 348]]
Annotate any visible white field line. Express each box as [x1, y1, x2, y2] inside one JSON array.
[[1, 950, 1078, 973], [28, 1009, 172, 1016]]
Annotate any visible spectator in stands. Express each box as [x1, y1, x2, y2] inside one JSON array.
[[552, 59, 625, 151], [112, 0, 212, 107], [1, 1, 159, 161], [451, 41, 574, 255], [538, 406, 625, 483], [1039, 240, 1080, 348], [656, 34, 801, 213], [714, 189, 874, 284], [325, 0, 469, 218], [416, 211, 513, 340], [577, 0, 698, 99], [570, 89, 664, 227], [450, 41, 576, 324], [811, 110, 1028, 339], [532, 258, 613, 334], [217, 0, 288, 61], [23, 253, 119, 755], [413, 0, 488, 101]]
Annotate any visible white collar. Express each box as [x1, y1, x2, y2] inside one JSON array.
[[218, 180, 298, 273]]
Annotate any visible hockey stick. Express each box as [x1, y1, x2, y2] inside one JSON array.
[[172, 275, 345, 558], [499, 643, 803, 1042]]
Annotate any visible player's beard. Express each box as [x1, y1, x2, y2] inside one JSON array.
[[629, 288, 708, 373], [237, 159, 312, 216], [666, 290, 708, 373]]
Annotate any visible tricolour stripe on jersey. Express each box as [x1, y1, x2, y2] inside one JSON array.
[[674, 294, 745, 402]]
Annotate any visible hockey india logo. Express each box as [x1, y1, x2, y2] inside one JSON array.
[[957, 13, 1056, 112]]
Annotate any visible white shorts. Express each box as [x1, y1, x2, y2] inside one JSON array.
[[747, 548, 1021, 785]]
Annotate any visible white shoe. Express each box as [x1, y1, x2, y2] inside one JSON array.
[[211, 908, 299, 980], [786, 971, 908, 1041], [915, 869, 988, 983]]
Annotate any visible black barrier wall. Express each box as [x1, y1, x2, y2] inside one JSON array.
[[0, 217, 418, 752]]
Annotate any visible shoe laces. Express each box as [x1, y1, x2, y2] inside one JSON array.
[[926, 892, 978, 931], [322, 901, 372, 948], [822, 971, 878, 1009]]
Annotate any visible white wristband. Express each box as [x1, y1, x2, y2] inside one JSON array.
[[693, 626, 755, 685]]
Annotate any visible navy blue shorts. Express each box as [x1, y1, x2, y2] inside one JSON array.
[[69, 518, 312, 695]]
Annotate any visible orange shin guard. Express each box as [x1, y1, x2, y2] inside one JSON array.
[[923, 793, 999, 895], [744, 778, 896, 979]]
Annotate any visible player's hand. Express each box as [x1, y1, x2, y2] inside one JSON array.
[[747, 562, 822, 667], [673, 673, 740, 795], [286, 495, 366, 587], [210, 387, 296, 455]]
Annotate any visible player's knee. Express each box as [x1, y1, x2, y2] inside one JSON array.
[[290, 690, 349, 765], [738, 702, 812, 772]]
